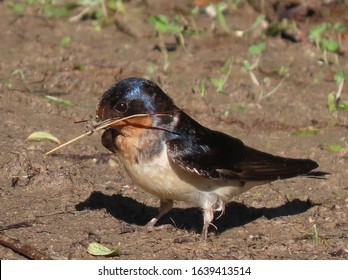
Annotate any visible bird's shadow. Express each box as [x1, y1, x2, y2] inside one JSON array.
[[75, 191, 317, 235]]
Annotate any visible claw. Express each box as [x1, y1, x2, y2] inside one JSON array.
[[145, 199, 174, 231]]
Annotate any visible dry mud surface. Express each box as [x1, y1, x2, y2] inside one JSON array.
[[0, 1, 347, 259]]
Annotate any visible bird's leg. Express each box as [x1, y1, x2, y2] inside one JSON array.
[[146, 199, 174, 231], [201, 195, 225, 239], [202, 207, 214, 240]]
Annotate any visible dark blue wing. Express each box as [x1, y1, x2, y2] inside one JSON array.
[[166, 112, 319, 181]]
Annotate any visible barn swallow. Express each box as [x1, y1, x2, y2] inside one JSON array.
[[96, 77, 326, 239]]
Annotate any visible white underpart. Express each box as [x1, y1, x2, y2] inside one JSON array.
[[121, 145, 266, 213]]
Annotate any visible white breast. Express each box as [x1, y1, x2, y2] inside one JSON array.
[[119, 144, 265, 211]]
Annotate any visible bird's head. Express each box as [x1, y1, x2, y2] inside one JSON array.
[[96, 77, 180, 153], [96, 77, 178, 123]]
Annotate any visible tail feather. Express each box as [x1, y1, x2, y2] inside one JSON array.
[[302, 171, 330, 179], [235, 147, 328, 181]]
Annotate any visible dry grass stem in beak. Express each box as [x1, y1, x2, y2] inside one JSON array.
[[44, 113, 173, 156]]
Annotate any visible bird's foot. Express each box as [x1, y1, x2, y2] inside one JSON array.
[[146, 223, 175, 232], [145, 217, 175, 232]]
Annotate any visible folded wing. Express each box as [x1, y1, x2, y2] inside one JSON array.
[[166, 113, 321, 181]]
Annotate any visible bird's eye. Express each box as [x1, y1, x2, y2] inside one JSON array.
[[114, 102, 129, 113]]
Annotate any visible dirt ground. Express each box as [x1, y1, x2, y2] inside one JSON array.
[[0, 0, 347, 260]]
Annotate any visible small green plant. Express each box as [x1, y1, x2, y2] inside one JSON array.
[[327, 70, 346, 112], [205, 2, 229, 33], [242, 42, 266, 87], [234, 104, 247, 112], [4, 68, 26, 90], [210, 77, 228, 93], [12, 3, 25, 13], [210, 57, 233, 94], [248, 42, 266, 56], [40, 5, 73, 17], [60, 36, 71, 47], [193, 79, 207, 97], [145, 64, 156, 77], [309, 22, 344, 51], [8, 0, 127, 21], [215, 2, 229, 33], [234, 14, 266, 38], [242, 59, 260, 86], [44, 95, 76, 107], [259, 70, 288, 100], [6, 0, 73, 16], [326, 144, 343, 152], [76, 0, 124, 18], [155, 33, 171, 72], [148, 14, 189, 72], [312, 224, 321, 245], [246, 14, 266, 35], [292, 127, 320, 137], [148, 15, 186, 49], [309, 22, 345, 64], [243, 42, 289, 100], [319, 142, 346, 153], [11, 69, 26, 81]]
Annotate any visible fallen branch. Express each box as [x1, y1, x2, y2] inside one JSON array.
[[0, 232, 52, 260]]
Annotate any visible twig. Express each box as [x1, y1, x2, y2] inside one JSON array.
[[0, 232, 52, 260], [259, 74, 289, 100], [69, 6, 90, 23], [335, 78, 344, 107], [45, 131, 93, 156], [45, 113, 173, 156], [0, 221, 33, 231]]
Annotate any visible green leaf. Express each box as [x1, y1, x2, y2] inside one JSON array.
[[320, 39, 338, 52], [250, 14, 266, 31], [327, 92, 337, 112], [190, 6, 200, 15], [27, 131, 60, 144], [242, 60, 251, 71], [60, 36, 71, 47], [279, 66, 289, 76], [326, 144, 343, 152], [14, 4, 24, 13], [12, 69, 26, 81], [148, 15, 182, 33], [248, 42, 266, 56], [216, 3, 229, 33], [309, 23, 329, 41], [333, 22, 345, 33], [339, 100, 348, 110], [292, 127, 319, 136], [210, 78, 224, 92], [44, 95, 76, 107], [41, 6, 72, 17], [234, 104, 247, 112], [210, 78, 221, 86], [334, 70, 345, 85], [148, 15, 168, 25], [220, 57, 233, 74], [313, 224, 320, 245], [87, 242, 121, 257]]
